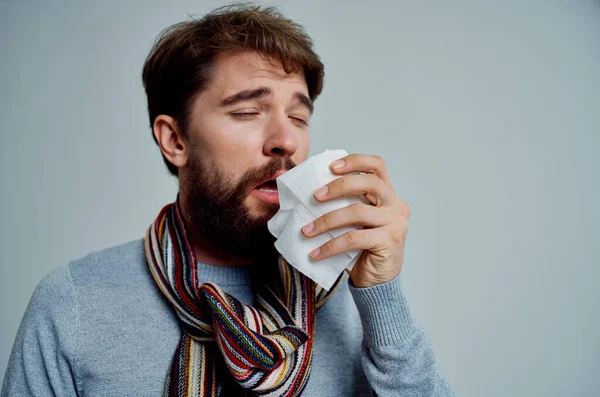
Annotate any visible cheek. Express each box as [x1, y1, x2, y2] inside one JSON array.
[[200, 117, 265, 174], [295, 132, 311, 163]]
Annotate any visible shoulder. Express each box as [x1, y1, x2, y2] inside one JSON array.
[[21, 237, 165, 356], [66, 238, 148, 288], [25, 238, 147, 325], [26, 264, 77, 327], [12, 260, 80, 371], [24, 237, 151, 334]]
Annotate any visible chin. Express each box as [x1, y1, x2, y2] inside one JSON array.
[[246, 196, 279, 219]]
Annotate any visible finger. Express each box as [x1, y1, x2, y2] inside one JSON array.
[[301, 203, 387, 238], [310, 228, 385, 260], [330, 153, 391, 185], [313, 173, 394, 207]]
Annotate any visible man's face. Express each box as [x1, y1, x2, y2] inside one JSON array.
[[180, 50, 312, 261]]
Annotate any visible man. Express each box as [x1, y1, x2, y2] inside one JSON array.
[[2, 4, 455, 396]]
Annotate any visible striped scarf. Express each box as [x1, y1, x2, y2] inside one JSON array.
[[144, 201, 344, 396]]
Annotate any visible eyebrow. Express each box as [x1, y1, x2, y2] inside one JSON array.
[[219, 86, 272, 107], [294, 92, 314, 114], [219, 86, 314, 114]]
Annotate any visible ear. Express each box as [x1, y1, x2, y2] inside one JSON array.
[[153, 115, 188, 169]]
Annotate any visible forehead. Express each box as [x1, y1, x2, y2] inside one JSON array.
[[207, 51, 308, 96]]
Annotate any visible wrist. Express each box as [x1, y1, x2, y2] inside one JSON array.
[[350, 269, 401, 288], [348, 272, 417, 345]]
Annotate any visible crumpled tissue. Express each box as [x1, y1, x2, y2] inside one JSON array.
[[267, 149, 364, 290]]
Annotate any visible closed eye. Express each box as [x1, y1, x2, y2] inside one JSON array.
[[231, 112, 308, 126], [290, 116, 309, 126], [231, 112, 259, 119]]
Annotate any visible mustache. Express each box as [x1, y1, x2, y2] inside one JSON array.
[[224, 156, 297, 203]]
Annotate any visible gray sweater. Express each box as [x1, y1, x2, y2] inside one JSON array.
[[1, 239, 455, 396]]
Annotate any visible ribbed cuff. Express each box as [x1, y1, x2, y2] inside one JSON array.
[[348, 272, 417, 346]]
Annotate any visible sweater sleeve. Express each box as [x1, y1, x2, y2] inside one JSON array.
[[348, 272, 456, 396], [1, 265, 80, 396]]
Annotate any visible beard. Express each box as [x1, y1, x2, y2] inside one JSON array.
[[182, 149, 296, 263]]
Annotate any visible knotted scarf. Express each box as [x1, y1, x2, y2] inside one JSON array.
[[144, 200, 344, 396]]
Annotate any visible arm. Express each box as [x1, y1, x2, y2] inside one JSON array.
[[1, 266, 80, 396], [349, 273, 456, 396], [302, 153, 455, 394]]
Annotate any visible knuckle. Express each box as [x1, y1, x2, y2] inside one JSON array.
[[390, 228, 405, 245], [322, 241, 334, 255], [346, 230, 360, 245], [364, 174, 378, 193], [336, 177, 347, 192], [351, 203, 366, 218], [402, 202, 411, 218], [367, 173, 379, 184], [373, 155, 385, 169], [320, 212, 332, 227]]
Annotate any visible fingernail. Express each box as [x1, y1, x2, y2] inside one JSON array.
[[302, 222, 314, 234], [314, 185, 328, 197], [310, 247, 320, 258], [331, 159, 345, 170]]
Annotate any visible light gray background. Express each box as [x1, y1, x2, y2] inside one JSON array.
[[1, 1, 599, 396]]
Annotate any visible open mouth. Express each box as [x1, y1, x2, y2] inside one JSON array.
[[250, 169, 287, 205], [255, 179, 278, 192], [252, 178, 280, 205]]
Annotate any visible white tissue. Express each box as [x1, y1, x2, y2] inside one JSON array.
[[267, 149, 363, 290]]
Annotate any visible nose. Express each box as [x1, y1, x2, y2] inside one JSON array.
[[263, 113, 299, 157]]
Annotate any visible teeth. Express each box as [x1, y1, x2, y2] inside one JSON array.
[[259, 188, 277, 192]]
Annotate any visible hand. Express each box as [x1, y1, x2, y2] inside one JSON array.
[[301, 154, 411, 288]]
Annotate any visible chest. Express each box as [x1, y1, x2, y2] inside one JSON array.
[[73, 284, 369, 396]]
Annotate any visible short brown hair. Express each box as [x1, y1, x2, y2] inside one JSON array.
[[142, 3, 325, 176]]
